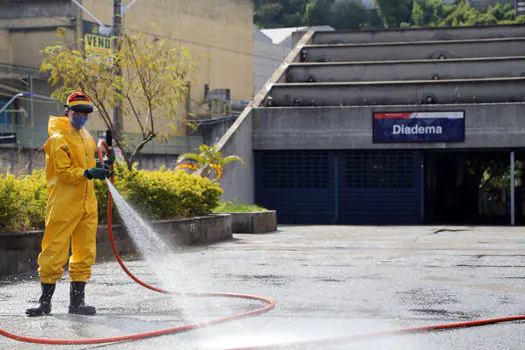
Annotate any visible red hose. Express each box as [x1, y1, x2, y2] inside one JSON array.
[[225, 315, 525, 350], [0, 140, 275, 345], [1, 140, 524, 347]]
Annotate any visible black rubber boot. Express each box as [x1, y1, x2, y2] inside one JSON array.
[[68, 282, 96, 315], [26, 283, 56, 317]]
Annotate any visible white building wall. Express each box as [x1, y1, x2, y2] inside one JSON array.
[[253, 28, 290, 95]]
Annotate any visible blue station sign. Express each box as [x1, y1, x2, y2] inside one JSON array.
[[373, 111, 465, 143]]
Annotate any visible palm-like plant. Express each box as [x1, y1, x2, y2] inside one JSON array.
[[175, 144, 246, 180]]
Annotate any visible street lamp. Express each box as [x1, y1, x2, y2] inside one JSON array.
[[0, 92, 34, 114]]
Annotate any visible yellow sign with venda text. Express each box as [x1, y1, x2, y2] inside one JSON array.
[[84, 34, 113, 55]]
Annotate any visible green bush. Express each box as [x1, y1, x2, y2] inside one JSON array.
[[0, 173, 24, 231], [97, 162, 223, 223], [1, 163, 223, 232], [0, 170, 48, 232]]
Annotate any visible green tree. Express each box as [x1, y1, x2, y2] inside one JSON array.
[[373, 0, 413, 28], [255, 2, 284, 28], [282, 0, 310, 27], [40, 29, 196, 170], [411, 0, 426, 26], [328, 0, 374, 30], [303, 0, 334, 26], [408, 0, 525, 28], [254, 0, 525, 30], [254, 0, 308, 28]]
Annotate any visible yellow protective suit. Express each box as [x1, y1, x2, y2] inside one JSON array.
[[38, 116, 98, 284]]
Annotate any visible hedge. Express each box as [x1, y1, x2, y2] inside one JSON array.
[[0, 162, 223, 232]]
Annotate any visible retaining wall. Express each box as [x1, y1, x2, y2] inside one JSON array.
[[218, 211, 277, 234], [0, 214, 232, 277]]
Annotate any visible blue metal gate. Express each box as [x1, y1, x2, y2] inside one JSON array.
[[255, 150, 422, 225], [254, 151, 336, 224], [337, 150, 422, 224]]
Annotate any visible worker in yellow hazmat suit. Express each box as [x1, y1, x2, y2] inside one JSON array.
[[26, 92, 114, 317]]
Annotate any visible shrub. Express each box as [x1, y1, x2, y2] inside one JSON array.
[[0, 170, 48, 232], [97, 162, 223, 223], [0, 163, 223, 232], [0, 173, 24, 231], [19, 170, 48, 230]]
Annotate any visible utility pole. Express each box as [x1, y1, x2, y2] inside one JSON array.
[[112, 0, 123, 140]]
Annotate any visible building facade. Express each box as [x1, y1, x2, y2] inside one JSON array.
[[0, 0, 254, 172], [217, 24, 525, 226]]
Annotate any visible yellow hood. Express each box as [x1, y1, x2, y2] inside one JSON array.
[[48, 116, 71, 137]]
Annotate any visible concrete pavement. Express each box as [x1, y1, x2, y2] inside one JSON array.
[[1, 225, 525, 349]]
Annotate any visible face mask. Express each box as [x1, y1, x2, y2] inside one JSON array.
[[70, 116, 88, 130]]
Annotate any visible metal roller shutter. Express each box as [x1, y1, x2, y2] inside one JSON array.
[[254, 150, 336, 224], [255, 150, 422, 225], [338, 150, 422, 225]]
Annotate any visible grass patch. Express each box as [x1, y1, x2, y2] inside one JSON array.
[[213, 200, 267, 213]]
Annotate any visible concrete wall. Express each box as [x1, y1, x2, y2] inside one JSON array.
[[31, 80, 62, 129], [0, 1, 74, 20], [0, 147, 181, 175], [312, 24, 525, 44], [303, 38, 525, 62], [0, 214, 232, 277], [0, 147, 45, 175], [0, 29, 9, 63], [193, 117, 237, 146], [222, 211, 277, 233], [216, 110, 255, 204], [254, 30, 290, 94], [253, 103, 525, 150], [286, 57, 525, 83], [1, 17, 75, 68]]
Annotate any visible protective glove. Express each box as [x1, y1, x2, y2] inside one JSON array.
[[84, 167, 114, 180]]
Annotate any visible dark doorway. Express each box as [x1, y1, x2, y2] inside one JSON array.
[[425, 150, 524, 225]]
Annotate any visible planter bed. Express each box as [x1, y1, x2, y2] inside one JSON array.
[[0, 214, 232, 277]]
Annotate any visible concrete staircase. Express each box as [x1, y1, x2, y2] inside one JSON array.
[[266, 27, 525, 107]]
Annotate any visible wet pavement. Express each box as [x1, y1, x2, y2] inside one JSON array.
[[1, 225, 525, 349]]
